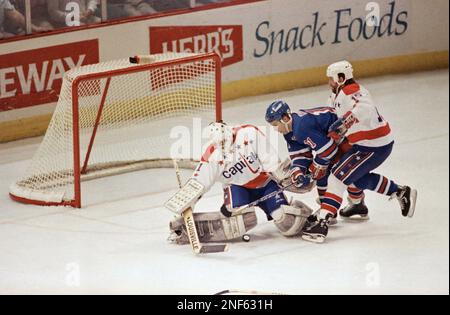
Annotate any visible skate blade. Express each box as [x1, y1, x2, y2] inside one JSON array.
[[407, 189, 417, 218], [342, 215, 370, 221], [302, 234, 325, 244]]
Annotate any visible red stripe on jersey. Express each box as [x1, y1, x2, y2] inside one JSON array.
[[318, 143, 337, 159], [342, 83, 360, 95], [243, 172, 270, 189], [290, 151, 313, 159], [347, 123, 391, 144], [201, 144, 217, 162], [338, 139, 352, 154]]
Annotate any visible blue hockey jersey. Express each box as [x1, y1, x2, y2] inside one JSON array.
[[284, 107, 339, 171]]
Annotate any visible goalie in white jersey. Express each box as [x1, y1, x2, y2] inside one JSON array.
[[302, 60, 417, 243], [166, 122, 313, 245]]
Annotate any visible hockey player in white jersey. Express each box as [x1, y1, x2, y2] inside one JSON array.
[[302, 60, 417, 243], [166, 122, 314, 245]]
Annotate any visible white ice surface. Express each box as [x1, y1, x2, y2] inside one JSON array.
[[0, 70, 448, 295]]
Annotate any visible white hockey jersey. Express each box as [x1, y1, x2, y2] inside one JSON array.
[[328, 83, 393, 147], [192, 125, 280, 192]]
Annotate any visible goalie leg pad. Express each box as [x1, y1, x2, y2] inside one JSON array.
[[169, 208, 258, 245], [272, 200, 313, 237]]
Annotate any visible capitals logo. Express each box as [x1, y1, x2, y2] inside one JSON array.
[[222, 152, 260, 179]]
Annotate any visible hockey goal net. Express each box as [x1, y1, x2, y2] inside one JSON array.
[[10, 52, 222, 208]]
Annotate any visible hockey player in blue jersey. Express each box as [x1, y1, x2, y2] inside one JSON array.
[[265, 97, 417, 243], [265, 100, 357, 224]]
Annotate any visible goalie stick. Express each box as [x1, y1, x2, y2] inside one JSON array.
[[172, 159, 228, 254]]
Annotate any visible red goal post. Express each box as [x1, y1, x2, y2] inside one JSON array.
[[10, 52, 222, 208]]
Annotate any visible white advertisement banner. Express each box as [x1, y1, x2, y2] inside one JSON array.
[[0, 0, 448, 138]]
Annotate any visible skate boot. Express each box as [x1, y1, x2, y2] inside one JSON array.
[[315, 197, 338, 226], [168, 216, 189, 245], [328, 212, 338, 225], [339, 198, 369, 221], [302, 213, 332, 243], [390, 185, 417, 218]]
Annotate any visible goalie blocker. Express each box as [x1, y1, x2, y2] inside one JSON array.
[[164, 179, 204, 215]]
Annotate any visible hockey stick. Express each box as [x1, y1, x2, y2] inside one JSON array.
[[172, 159, 228, 254], [214, 289, 287, 295], [230, 173, 314, 216], [232, 181, 298, 216]]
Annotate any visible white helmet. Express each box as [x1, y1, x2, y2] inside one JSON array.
[[205, 122, 234, 155], [327, 60, 353, 84]]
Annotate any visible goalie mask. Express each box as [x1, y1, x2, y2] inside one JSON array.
[[206, 122, 234, 159]]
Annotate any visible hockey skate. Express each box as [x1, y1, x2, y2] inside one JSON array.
[[302, 214, 319, 231], [315, 197, 338, 225], [390, 185, 417, 218], [339, 198, 369, 221], [329, 212, 338, 225], [302, 214, 332, 244]]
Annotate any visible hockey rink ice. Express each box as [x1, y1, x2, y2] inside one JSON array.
[[0, 69, 448, 295]]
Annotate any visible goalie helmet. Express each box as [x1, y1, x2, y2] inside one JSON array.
[[206, 122, 234, 156], [327, 60, 354, 84], [265, 100, 291, 123]]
